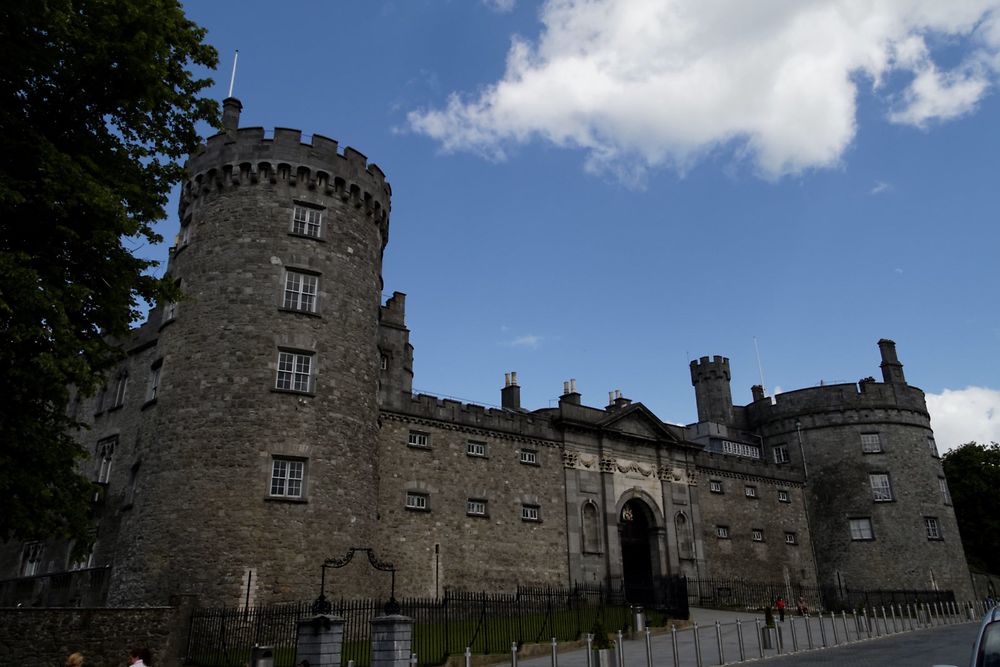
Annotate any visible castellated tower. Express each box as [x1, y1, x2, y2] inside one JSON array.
[[690, 355, 734, 425], [108, 98, 391, 605]]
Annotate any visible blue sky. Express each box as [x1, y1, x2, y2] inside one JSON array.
[[156, 1, 1000, 449]]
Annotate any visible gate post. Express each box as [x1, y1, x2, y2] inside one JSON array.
[[296, 614, 345, 667], [372, 613, 414, 667]]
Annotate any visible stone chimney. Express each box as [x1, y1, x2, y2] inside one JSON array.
[[501, 371, 521, 410]]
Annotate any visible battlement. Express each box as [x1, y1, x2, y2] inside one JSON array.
[[380, 292, 407, 329], [690, 355, 731, 383], [179, 125, 391, 236], [746, 380, 929, 423]]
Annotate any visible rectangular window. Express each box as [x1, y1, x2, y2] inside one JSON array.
[[777, 489, 790, 503], [744, 485, 757, 499], [721, 440, 761, 459], [869, 473, 893, 502], [269, 458, 305, 498], [96, 437, 116, 484], [292, 205, 322, 237], [21, 543, 42, 577], [519, 449, 537, 465], [276, 351, 312, 392], [380, 355, 388, 370], [716, 525, 729, 539], [849, 517, 874, 541], [709, 480, 723, 494], [147, 360, 162, 401], [784, 531, 798, 545], [751, 529, 764, 542], [861, 433, 882, 453], [925, 517, 942, 540], [521, 504, 540, 522], [467, 499, 487, 516], [466, 441, 487, 458], [773, 445, 790, 464], [939, 477, 952, 505], [112, 373, 128, 408], [283, 271, 319, 312], [407, 431, 430, 448], [405, 492, 428, 511], [928, 436, 938, 457]]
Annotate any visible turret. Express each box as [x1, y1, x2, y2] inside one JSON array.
[[878, 338, 906, 385], [690, 356, 734, 425]]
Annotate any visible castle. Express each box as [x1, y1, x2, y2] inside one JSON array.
[[0, 99, 973, 608]]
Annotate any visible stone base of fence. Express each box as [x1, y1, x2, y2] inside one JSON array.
[[295, 614, 344, 667], [371, 614, 413, 667]]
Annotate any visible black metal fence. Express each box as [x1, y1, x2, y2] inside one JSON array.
[[186, 582, 667, 667]]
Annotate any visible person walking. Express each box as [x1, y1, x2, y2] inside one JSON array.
[[65, 652, 84, 667], [128, 648, 152, 666], [776, 597, 786, 622]]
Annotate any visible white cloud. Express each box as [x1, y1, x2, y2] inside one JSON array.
[[483, 0, 517, 12], [926, 386, 1000, 452], [409, 0, 1000, 180], [871, 180, 892, 195], [506, 334, 543, 349]]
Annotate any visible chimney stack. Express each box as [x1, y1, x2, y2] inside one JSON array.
[[560, 378, 581, 406], [501, 371, 521, 410], [222, 97, 243, 133]]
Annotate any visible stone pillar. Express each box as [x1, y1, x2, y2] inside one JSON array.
[[371, 614, 413, 667], [295, 615, 344, 667]]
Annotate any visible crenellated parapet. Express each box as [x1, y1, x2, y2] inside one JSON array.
[[179, 126, 391, 245], [746, 379, 930, 427]]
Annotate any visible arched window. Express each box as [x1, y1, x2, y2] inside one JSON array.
[[675, 512, 692, 559], [582, 502, 601, 553]]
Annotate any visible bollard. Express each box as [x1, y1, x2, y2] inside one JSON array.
[[616, 630, 625, 667], [551, 637, 558, 667], [644, 628, 652, 667], [411, 653, 418, 666], [754, 619, 763, 659], [716, 621, 725, 664], [831, 611, 839, 645], [465, 646, 472, 667], [890, 605, 898, 633], [842, 611, 849, 643], [805, 614, 814, 649], [694, 623, 704, 667], [671, 624, 680, 666], [348, 661, 355, 667], [511, 641, 518, 667], [586, 634, 593, 667], [737, 619, 746, 661], [775, 621, 783, 655], [818, 612, 827, 647], [873, 607, 882, 637], [789, 617, 798, 652], [907, 603, 915, 631], [881, 606, 889, 634]]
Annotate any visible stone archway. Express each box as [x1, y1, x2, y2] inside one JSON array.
[[619, 498, 659, 604]]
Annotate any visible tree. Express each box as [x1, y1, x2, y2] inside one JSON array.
[[0, 0, 217, 553], [941, 442, 1000, 575]]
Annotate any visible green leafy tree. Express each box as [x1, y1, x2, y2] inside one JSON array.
[[0, 0, 217, 553], [942, 441, 1000, 574]]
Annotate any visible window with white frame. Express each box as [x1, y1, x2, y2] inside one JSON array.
[[147, 360, 163, 401], [860, 433, 882, 453], [519, 449, 537, 465], [849, 517, 874, 541], [744, 485, 757, 499], [21, 542, 42, 577], [269, 458, 305, 498], [96, 437, 116, 484], [925, 516, 942, 540], [112, 372, 128, 408], [521, 504, 540, 522], [939, 477, 952, 505], [716, 525, 730, 539], [777, 489, 790, 503], [928, 436, 938, 457], [407, 431, 430, 448], [785, 531, 798, 545], [68, 541, 95, 571], [292, 205, 322, 238], [405, 491, 428, 511], [709, 480, 723, 494], [773, 445, 790, 464], [869, 473, 893, 502], [751, 528, 764, 542], [721, 440, 761, 459], [380, 354, 388, 370], [283, 270, 319, 312], [467, 499, 487, 516], [276, 351, 313, 393], [466, 441, 487, 458]]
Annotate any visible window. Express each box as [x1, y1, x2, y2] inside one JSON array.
[[849, 517, 874, 541], [112, 372, 128, 408], [773, 445, 790, 464], [716, 525, 730, 539], [269, 458, 305, 498], [752, 529, 764, 542], [777, 489, 790, 503], [925, 517, 942, 540], [407, 431, 430, 448], [69, 542, 95, 571], [162, 278, 181, 323], [521, 504, 540, 522], [519, 449, 537, 465], [96, 437, 116, 484], [861, 433, 882, 453], [147, 359, 163, 401], [467, 499, 487, 516], [722, 440, 761, 459], [466, 441, 487, 458], [928, 436, 938, 457], [380, 355, 388, 370], [869, 473, 893, 502], [785, 531, 798, 545], [939, 477, 952, 505], [744, 485, 757, 499], [292, 205, 322, 237], [405, 492, 428, 511], [709, 480, 723, 494], [276, 351, 312, 393], [283, 271, 318, 312], [21, 542, 43, 577], [582, 502, 601, 553]]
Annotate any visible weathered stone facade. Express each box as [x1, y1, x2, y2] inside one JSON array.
[[0, 102, 974, 607]]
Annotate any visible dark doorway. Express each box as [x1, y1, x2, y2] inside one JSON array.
[[620, 498, 655, 604]]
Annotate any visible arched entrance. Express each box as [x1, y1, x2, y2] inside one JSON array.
[[619, 498, 658, 604]]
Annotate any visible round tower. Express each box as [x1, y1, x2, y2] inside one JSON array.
[[108, 99, 391, 605], [690, 355, 734, 425]]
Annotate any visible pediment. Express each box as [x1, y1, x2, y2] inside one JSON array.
[[597, 403, 680, 443]]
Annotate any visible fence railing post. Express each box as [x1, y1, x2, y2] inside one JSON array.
[[818, 612, 827, 647], [715, 621, 724, 664], [616, 630, 624, 667], [737, 619, 746, 661], [694, 623, 704, 666], [754, 619, 763, 659], [671, 624, 680, 666], [644, 628, 652, 667], [788, 616, 798, 652], [805, 614, 814, 649]]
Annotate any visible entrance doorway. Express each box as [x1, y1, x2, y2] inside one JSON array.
[[619, 498, 657, 604]]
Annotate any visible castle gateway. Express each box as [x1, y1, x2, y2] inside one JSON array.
[[0, 102, 973, 607]]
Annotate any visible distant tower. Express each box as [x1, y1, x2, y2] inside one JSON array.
[[690, 356, 734, 425], [108, 98, 391, 604]]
